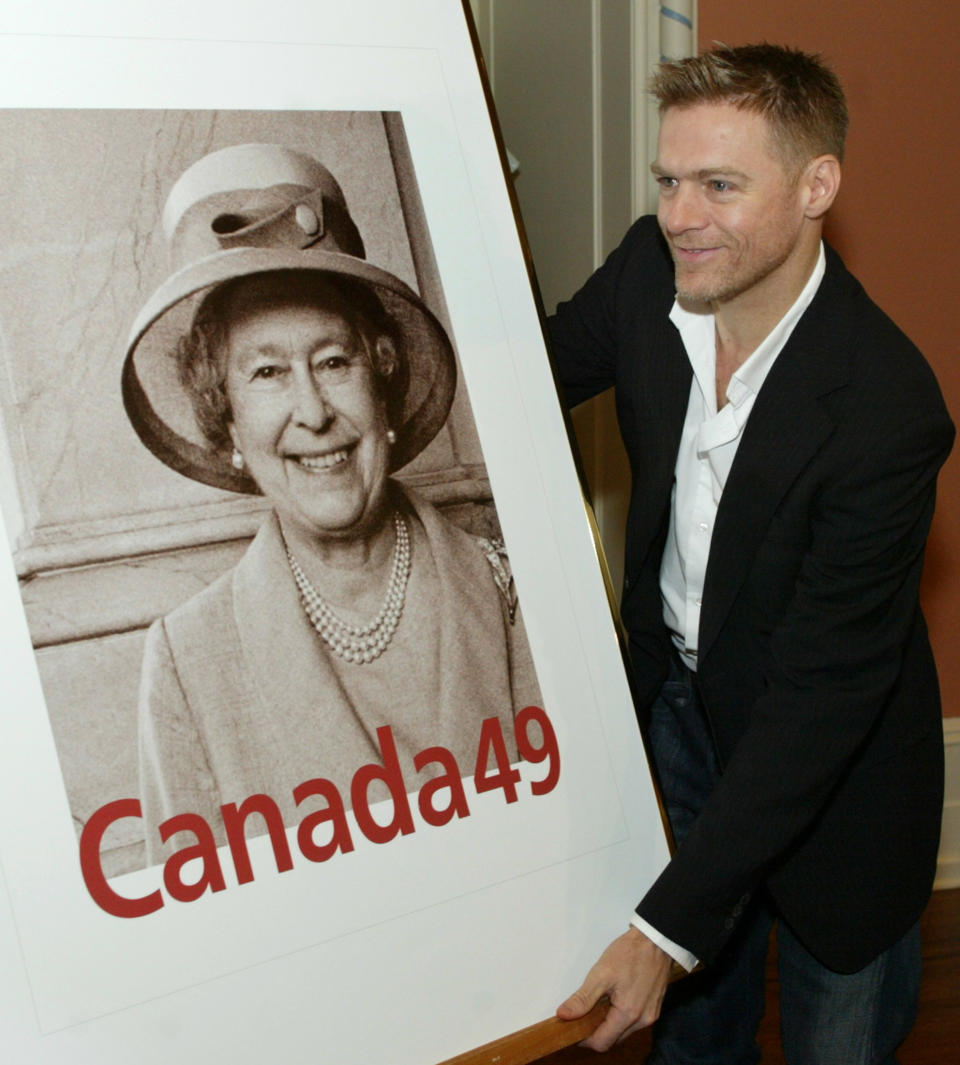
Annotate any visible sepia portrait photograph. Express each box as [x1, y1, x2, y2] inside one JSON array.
[[0, 107, 545, 877]]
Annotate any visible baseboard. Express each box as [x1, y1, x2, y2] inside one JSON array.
[[935, 716, 960, 890]]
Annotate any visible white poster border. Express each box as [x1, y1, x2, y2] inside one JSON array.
[[0, 4, 668, 1063]]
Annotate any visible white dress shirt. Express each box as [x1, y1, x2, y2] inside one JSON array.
[[631, 245, 826, 970]]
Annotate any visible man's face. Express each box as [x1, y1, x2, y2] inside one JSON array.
[[653, 102, 810, 307]]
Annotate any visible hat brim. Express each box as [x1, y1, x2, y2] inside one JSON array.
[[122, 247, 457, 494]]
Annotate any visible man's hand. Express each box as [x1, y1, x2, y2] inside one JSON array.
[[556, 926, 672, 1051]]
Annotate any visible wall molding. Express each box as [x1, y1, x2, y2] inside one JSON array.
[[936, 716, 960, 889], [20, 470, 493, 648], [13, 467, 490, 579]]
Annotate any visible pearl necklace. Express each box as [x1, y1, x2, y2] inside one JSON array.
[[286, 512, 410, 665]]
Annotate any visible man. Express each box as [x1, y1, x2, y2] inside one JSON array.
[[550, 44, 954, 1064]]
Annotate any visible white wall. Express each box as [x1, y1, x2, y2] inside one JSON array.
[[471, 0, 636, 593]]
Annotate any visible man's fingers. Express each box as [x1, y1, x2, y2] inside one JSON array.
[[556, 981, 603, 1021], [557, 927, 674, 1048], [577, 1003, 639, 1052], [556, 933, 630, 1021]]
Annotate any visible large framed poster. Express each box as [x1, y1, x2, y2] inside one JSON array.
[[0, 3, 670, 1063]]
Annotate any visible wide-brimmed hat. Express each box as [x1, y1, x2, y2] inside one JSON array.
[[122, 143, 457, 493]]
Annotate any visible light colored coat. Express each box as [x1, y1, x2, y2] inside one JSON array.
[[138, 486, 541, 864]]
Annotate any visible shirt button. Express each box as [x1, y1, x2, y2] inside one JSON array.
[[698, 521, 709, 532]]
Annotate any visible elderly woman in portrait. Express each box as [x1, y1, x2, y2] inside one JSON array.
[[122, 144, 541, 864]]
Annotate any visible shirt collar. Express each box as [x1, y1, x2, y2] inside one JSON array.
[[669, 243, 827, 409]]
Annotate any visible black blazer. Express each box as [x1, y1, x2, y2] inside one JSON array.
[[549, 216, 955, 972]]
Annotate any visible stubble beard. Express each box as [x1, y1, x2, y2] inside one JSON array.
[[671, 244, 792, 308], [672, 261, 740, 307]]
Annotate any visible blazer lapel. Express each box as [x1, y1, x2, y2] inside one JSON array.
[[628, 301, 692, 502], [617, 216, 692, 515], [230, 513, 382, 796], [697, 270, 853, 664]]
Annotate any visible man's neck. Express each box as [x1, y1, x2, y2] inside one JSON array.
[[712, 231, 822, 405]]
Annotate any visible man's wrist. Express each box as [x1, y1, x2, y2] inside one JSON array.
[[630, 914, 699, 972]]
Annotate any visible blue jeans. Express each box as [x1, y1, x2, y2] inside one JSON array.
[[644, 653, 922, 1065]]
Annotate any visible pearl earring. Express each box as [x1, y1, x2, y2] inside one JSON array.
[[231, 448, 245, 470], [386, 429, 397, 445]]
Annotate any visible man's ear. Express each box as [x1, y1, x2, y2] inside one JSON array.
[[802, 155, 841, 219]]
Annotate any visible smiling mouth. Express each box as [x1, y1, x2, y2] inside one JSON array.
[[292, 448, 351, 472]]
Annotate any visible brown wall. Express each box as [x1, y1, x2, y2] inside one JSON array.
[[699, 1, 960, 716]]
